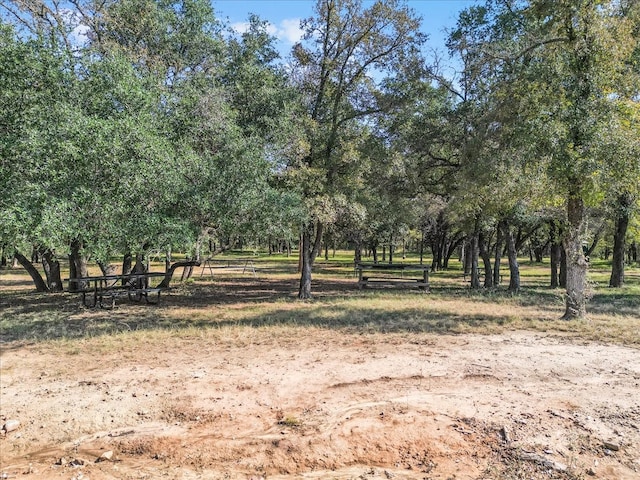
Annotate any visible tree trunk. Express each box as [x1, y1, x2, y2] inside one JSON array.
[[97, 262, 116, 276], [586, 221, 605, 259], [133, 252, 147, 274], [429, 238, 439, 271], [122, 252, 133, 275], [549, 221, 561, 288], [562, 194, 588, 319], [463, 240, 472, 276], [299, 229, 313, 299], [503, 222, 520, 293], [69, 239, 90, 292], [354, 243, 362, 263], [158, 260, 200, 288], [182, 239, 201, 281], [560, 248, 567, 288], [297, 234, 303, 273], [68, 252, 78, 290], [479, 232, 493, 288], [609, 194, 631, 288], [14, 250, 49, 292], [298, 221, 323, 299], [550, 243, 562, 288], [470, 233, 481, 289], [324, 233, 329, 261], [444, 234, 463, 269], [533, 246, 544, 263], [493, 222, 504, 286], [40, 248, 63, 292]]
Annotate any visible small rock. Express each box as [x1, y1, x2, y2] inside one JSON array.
[[587, 467, 596, 476], [3, 419, 20, 432], [603, 441, 620, 451], [55, 457, 67, 466], [69, 458, 85, 466], [96, 450, 114, 462]]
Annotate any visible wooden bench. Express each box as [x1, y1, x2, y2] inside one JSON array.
[[355, 262, 429, 292]]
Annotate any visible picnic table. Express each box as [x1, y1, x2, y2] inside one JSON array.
[[355, 262, 429, 291], [66, 272, 169, 308]]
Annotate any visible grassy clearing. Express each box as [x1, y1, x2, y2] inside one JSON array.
[[1, 253, 638, 350]]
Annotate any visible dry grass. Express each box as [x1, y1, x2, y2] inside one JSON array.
[[1, 256, 639, 352]]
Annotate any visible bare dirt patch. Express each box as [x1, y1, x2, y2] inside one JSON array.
[[2, 328, 639, 479]]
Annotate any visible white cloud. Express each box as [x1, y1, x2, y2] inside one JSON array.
[[231, 18, 303, 45], [265, 23, 278, 37], [278, 18, 303, 44], [231, 22, 251, 34]]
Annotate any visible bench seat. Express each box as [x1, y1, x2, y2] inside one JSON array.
[[355, 262, 430, 292], [98, 287, 170, 309], [358, 277, 429, 290]]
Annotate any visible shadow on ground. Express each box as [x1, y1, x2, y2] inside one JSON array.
[[1, 276, 637, 346]]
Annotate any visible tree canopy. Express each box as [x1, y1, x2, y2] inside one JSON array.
[[1, 0, 639, 317]]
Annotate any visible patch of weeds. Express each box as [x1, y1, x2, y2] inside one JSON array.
[[116, 436, 182, 462], [277, 414, 302, 428], [160, 402, 220, 424]]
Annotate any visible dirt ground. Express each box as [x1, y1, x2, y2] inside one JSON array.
[[2, 325, 640, 480]]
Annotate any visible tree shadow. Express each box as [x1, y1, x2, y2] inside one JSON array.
[[0, 276, 636, 347]]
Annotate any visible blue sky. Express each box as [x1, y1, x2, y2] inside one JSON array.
[[212, 0, 480, 61]]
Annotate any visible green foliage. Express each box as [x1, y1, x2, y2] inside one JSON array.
[[2, 0, 639, 307], [0, 0, 306, 271]]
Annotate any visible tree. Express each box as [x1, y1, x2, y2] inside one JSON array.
[[516, 0, 639, 317], [606, 99, 640, 287], [289, 0, 425, 299], [451, 0, 639, 316], [2, 0, 301, 290], [0, 24, 80, 291]]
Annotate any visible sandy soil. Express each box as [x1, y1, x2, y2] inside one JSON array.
[[1, 327, 639, 480]]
